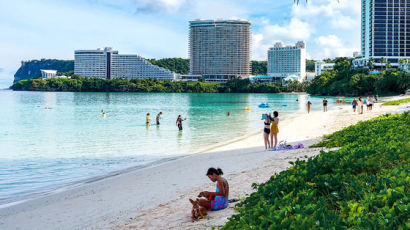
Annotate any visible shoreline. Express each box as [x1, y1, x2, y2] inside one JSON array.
[[0, 104, 304, 208], [0, 99, 405, 230], [118, 101, 405, 230]]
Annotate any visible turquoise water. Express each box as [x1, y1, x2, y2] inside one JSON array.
[[0, 90, 336, 204]]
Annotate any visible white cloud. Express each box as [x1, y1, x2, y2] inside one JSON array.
[[252, 18, 313, 60], [314, 34, 357, 59], [291, 0, 360, 30], [251, 0, 360, 60], [133, 0, 187, 13]]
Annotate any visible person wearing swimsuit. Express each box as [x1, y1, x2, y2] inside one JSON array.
[[352, 99, 357, 112], [146, 113, 150, 126], [262, 113, 271, 150], [176, 115, 186, 131], [270, 111, 279, 150], [322, 98, 328, 112], [195, 167, 229, 211], [156, 112, 162, 125]]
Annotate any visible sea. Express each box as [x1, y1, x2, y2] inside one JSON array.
[[0, 90, 339, 205]]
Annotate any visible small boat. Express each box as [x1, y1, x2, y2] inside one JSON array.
[[258, 103, 270, 108]]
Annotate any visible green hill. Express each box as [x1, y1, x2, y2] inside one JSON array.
[[13, 59, 74, 83]]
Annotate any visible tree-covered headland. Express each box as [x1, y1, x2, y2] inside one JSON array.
[[10, 76, 307, 93], [307, 58, 409, 96]]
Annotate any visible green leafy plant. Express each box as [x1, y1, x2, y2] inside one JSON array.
[[382, 98, 410, 106]]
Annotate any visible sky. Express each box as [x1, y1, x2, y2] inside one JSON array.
[[0, 0, 361, 87]]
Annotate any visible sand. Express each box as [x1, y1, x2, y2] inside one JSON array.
[[0, 99, 404, 230]]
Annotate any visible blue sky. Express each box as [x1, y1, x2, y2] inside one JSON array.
[[0, 0, 361, 87]]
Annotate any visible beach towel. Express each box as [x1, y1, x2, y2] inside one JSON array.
[[272, 141, 304, 151]]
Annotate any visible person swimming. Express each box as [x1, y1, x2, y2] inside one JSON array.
[[193, 167, 229, 212]]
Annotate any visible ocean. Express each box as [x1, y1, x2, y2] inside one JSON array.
[[0, 90, 337, 205]]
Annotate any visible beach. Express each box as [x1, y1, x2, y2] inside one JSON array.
[[0, 99, 405, 230]]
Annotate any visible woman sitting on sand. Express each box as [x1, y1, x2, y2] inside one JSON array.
[[194, 168, 229, 211]]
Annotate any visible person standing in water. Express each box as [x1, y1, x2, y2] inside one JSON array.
[[322, 98, 328, 112], [307, 101, 312, 114], [176, 115, 186, 131], [156, 112, 162, 125], [101, 109, 106, 118], [270, 111, 279, 150], [146, 113, 151, 126]]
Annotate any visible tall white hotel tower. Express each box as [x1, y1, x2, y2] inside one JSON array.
[[361, 0, 410, 66], [267, 41, 306, 82], [189, 19, 251, 82]]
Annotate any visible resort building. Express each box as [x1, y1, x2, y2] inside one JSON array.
[[355, 0, 410, 67], [189, 19, 251, 83], [74, 47, 178, 81], [267, 41, 306, 82], [40, 69, 57, 79], [315, 61, 335, 76]]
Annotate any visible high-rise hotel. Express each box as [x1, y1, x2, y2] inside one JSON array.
[[267, 41, 306, 82], [358, 0, 409, 66], [74, 47, 178, 80], [188, 19, 251, 82]]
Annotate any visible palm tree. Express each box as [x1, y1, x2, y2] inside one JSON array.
[[399, 58, 408, 65], [368, 58, 375, 69], [380, 57, 386, 71]]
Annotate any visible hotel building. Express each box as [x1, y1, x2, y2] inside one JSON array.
[[40, 69, 57, 79], [74, 47, 178, 81], [315, 61, 335, 76], [267, 41, 306, 82], [356, 0, 410, 67], [189, 19, 251, 82]]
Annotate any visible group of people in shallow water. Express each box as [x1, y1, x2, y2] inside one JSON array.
[[262, 111, 280, 151], [145, 112, 186, 131]]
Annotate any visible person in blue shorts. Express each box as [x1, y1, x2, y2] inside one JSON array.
[[352, 98, 357, 112], [194, 168, 229, 211]]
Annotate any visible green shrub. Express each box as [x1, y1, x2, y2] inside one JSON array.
[[223, 112, 410, 229], [382, 98, 410, 106]]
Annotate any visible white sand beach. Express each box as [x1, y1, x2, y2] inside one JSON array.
[[0, 99, 405, 230]]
